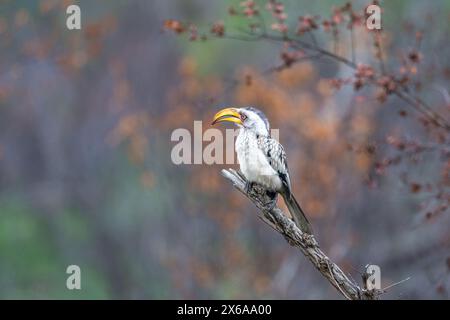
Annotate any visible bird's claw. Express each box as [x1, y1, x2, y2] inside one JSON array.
[[263, 198, 277, 211], [245, 181, 254, 194]]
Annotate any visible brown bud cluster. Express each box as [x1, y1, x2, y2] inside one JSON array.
[[240, 0, 259, 17], [296, 15, 319, 35], [267, 0, 288, 34], [163, 19, 185, 34], [210, 22, 225, 37]]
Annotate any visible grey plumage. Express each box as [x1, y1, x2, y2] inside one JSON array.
[[256, 135, 313, 234]]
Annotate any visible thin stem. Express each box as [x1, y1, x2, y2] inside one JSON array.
[[350, 24, 356, 64], [218, 31, 450, 131], [374, 32, 386, 74]]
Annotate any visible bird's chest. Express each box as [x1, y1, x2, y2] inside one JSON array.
[[236, 133, 259, 172], [236, 132, 279, 189]]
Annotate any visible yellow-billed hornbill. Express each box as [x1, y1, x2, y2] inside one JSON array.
[[212, 107, 313, 234]]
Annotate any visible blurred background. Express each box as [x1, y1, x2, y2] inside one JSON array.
[[0, 0, 449, 299]]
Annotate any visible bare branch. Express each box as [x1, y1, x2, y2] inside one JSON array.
[[221, 168, 382, 300], [214, 31, 450, 131], [382, 276, 411, 292]]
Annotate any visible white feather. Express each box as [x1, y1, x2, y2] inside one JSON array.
[[236, 129, 283, 191]]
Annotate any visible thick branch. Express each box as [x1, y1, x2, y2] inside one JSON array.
[[221, 168, 381, 300]]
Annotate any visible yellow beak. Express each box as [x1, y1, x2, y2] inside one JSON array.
[[211, 108, 242, 125]]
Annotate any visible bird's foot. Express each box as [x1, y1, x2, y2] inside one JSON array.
[[263, 190, 277, 211], [266, 190, 277, 200], [245, 181, 255, 194], [263, 198, 277, 212]]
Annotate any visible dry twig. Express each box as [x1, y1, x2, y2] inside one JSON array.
[[221, 168, 382, 300]]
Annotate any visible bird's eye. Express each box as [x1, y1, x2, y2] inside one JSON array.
[[240, 113, 247, 121]]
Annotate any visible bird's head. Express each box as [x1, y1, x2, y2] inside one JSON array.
[[212, 107, 270, 136]]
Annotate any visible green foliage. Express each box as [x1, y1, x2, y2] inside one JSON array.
[[0, 198, 109, 299]]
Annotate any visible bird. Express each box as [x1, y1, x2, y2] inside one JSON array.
[[212, 107, 313, 234]]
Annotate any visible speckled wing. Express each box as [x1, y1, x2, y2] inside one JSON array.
[[257, 136, 291, 192], [257, 136, 312, 233]]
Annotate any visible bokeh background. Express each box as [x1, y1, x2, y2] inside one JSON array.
[[0, 0, 449, 299]]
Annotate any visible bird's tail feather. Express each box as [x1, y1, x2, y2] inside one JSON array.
[[281, 192, 313, 234]]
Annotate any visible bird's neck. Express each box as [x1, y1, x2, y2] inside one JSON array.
[[238, 128, 269, 140]]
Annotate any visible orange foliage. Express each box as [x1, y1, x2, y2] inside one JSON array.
[[108, 112, 150, 165], [159, 56, 375, 223], [39, 0, 59, 14], [230, 61, 374, 217], [110, 55, 378, 295], [275, 62, 316, 88], [140, 170, 156, 189], [114, 55, 376, 221]]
